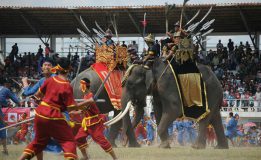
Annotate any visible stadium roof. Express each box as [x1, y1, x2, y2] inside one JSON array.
[[1, 0, 261, 8], [0, 1, 261, 35]]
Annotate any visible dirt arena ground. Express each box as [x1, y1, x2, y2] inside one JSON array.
[[1, 143, 260, 160]]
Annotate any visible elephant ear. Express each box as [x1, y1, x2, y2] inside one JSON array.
[[145, 70, 153, 91]]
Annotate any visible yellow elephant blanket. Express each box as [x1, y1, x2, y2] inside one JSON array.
[[168, 60, 210, 122]]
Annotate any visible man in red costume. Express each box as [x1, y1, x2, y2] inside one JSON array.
[[14, 113, 29, 144], [19, 57, 93, 160], [75, 78, 118, 160], [69, 110, 84, 136]]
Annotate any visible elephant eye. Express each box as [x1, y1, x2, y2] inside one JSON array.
[[127, 81, 133, 86], [126, 81, 135, 88]]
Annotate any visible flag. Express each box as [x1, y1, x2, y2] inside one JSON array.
[[141, 20, 147, 28]]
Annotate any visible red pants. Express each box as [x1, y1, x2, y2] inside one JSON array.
[[135, 125, 147, 139], [72, 123, 81, 136], [23, 115, 77, 159], [15, 130, 28, 141], [75, 122, 112, 152]]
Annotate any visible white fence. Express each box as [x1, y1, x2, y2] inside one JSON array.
[[221, 98, 261, 112]]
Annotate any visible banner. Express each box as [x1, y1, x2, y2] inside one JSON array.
[[1, 107, 31, 125]]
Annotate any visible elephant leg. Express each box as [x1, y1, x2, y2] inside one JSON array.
[[192, 118, 209, 149], [108, 110, 122, 148], [211, 112, 229, 149], [157, 113, 175, 148], [152, 92, 162, 126], [126, 124, 140, 147]]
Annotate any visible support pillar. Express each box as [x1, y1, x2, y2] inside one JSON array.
[[255, 32, 260, 51], [238, 6, 257, 50], [50, 35, 56, 53], [0, 37, 6, 58]]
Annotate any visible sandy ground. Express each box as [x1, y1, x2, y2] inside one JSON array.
[[0, 143, 260, 160]]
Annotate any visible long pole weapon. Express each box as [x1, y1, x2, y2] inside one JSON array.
[[73, 57, 83, 89], [93, 71, 112, 101], [157, 0, 189, 82], [0, 117, 34, 131], [165, 3, 169, 33], [142, 12, 147, 38], [10, 77, 39, 83], [157, 1, 199, 84], [179, 0, 189, 28], [142, 12, 147, 48]]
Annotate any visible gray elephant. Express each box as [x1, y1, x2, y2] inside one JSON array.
[[71, 68, 140, 147], [121, 59, 228, 149]]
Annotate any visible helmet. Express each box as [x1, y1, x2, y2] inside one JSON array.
[[104, 29, 113, 37], [144, 34, 154, 43]]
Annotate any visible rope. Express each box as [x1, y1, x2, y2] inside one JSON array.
[[156, 56, 175, 83], [121, 64, 138, 87]]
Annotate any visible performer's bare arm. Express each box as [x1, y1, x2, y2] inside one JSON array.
[[34, 90, 44, 100], [166, 32, 173, 39], [69, 110, 82, 115], [180, 28, 188, 36], [67, 97, 95, 111]]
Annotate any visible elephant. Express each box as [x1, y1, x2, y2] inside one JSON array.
[[71, 68, 140, 147], [121, 58, 229, 149]]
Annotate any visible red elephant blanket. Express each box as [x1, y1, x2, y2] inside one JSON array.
[[91, 63, 124, 110]]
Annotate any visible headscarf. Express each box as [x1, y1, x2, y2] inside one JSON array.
[[50, 64, 70, 74]]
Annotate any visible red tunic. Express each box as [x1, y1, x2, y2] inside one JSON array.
[[75, 92, 112, 153], [81, 92, 101, 128], [35, 76, 76, 119], [15, 122, 28, 141], [135, 123, 147, 139], [23, 76, 78, 160]]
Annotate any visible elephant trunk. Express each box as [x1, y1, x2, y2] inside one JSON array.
[[131, 101, 145, 128], [122, 86, 147, 132], [121, 87, 133, 135]]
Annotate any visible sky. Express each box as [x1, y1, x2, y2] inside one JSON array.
[[0, 0, 261, 8]]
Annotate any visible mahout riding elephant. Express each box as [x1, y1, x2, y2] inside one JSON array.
[[71, 68, 140, 147], [121, 58, 228, 149]]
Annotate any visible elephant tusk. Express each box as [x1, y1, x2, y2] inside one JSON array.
[[103, 111, 122, 126], [75, 99, 105, 103], [104, 101, 132, 126]]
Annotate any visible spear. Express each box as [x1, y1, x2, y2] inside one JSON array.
[[10, 77, 39, 83], [142, 12, 147, 38], [0, 117, 34, 131], [179, 0, 190, 28]]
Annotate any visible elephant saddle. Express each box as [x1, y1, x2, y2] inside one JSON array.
[[169, 60, 210, 122]]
